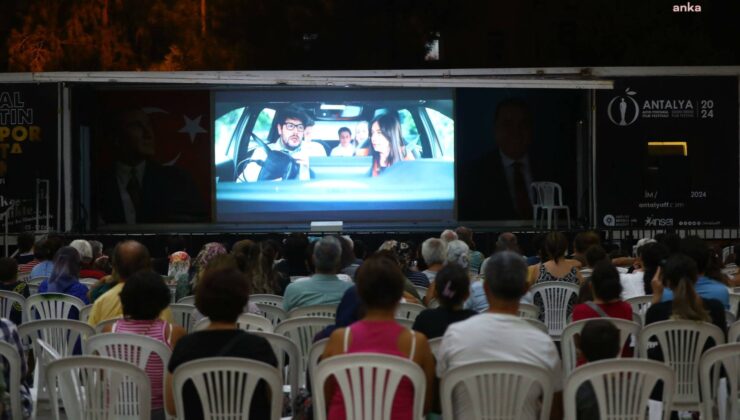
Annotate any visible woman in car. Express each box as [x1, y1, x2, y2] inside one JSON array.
[[365, 112, 414, 176]]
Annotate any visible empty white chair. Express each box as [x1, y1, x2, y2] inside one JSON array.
[[0, 290, 25, 323], [172, 357, 282, 420], [639, 320, 725, 412], [535, 182, 570, 229], [700, 343, 740, 420], [274, 317, 334, 387], [23, 293, 85, 321], [518, 302, 539, 319], [561, 317, 641, 376], [0, 340, 23, 420], [729, 320, 740, 342], [564, 359, 675, 420], [395, 302, 425, 323], [169, 303, 195, 332], [252, 331, 301, 402], [288, 304, 338, 319], [313, 353, 426, 420], [84, 333, 172, 408], [440, 360, 554, 420], [307, 338, 328, 391], [177, 295, 195, 305], [626, 295, 653, 324], [46, 356, 151, 420], [255, 303, 287, 327], [250, 294, 283, 307], [529, 282, 579, 339]]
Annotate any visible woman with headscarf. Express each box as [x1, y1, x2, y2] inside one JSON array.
[[191, 242, 227, 291], [168, 251, 191, 302], [38, 246, 90, 304]]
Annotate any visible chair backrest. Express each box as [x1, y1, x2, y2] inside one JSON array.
[[307, 337, 329, 392], [236, 313, 274, 332], [726, 310, 737, 327], [564, 359, 675, 420], [23, 293, 85, 321], [169, 303, 195, 332], [537, 182, 564, 206], [177, 295, 195, 305], [524, 318, 549, 334], [274, 316, 334, 386], [395, 302, 425, 322], [0, 340, 22, 420], [27, 276, 47, 295], [313, 353, 426, 420], [250, 294, 284, 307], [395, 318, 414, 329], [729, 292, 740, 316], [172, 357, 282, 420], [518, 302, 540, 319], [18, 319, 95, 358], [255, 303, 287, 327], [529, 282, 580, 338], [530, 182, 543, 206], [639, 320, 725, 409], [427, 298, 440, 309], [440, 360, 554, 420], [626, 295, 653, 324], [700, 343, 740, 420], [729, 320, 740, 342], [46, 356, 152, 420], [79, 277, 99, 287], [94, 317, 122, 334], [414, 286, 428, 300], [288, 304, 338, 319], [0, 291, 25, 323], [251, 331, 301, 399], [561, 317, 641, 376], [427, 337, 442, 360], [79, 304, 92, 323]]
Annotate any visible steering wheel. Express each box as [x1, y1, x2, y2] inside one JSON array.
[[235, 132, 301, 181]]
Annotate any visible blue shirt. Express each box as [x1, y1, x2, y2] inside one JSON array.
[[282, 274, 353, 312], [660, 276, 730, 309], [30, 261, 53, 279], [464, 281, 489, 312]]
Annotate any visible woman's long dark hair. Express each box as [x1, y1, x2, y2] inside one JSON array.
[[370, 112, 406, 167], [661, 254, 709, 322], [640, 242, 669, 294]]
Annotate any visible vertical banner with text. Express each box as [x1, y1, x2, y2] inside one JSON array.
[[596, 77, 739, 229]]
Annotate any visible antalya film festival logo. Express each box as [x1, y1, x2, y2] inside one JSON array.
[[603, 214, 616, 227], [607, 88, 639, 126]]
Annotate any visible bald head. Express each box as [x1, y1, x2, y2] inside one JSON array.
[[496, 232, 519, 253], [112, 240, 151, 280]]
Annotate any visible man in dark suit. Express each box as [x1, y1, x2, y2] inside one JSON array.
[[97, 108, 206, 224]]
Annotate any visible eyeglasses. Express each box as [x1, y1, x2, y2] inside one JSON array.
[[282, 122, 305, 132]]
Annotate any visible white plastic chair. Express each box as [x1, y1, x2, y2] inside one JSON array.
[[530, 181, 543, 228], [23, 293, 85, 321], [729, 321, 740, 342], [27, 276, 47, 295], [639, 320, 725, 412], [626, 295, 653, 325], [94, 317, 121, 334], [726, 310, 737, 327], [729, 292, 740, 317], [313, 353, 426, 420], [236, 313, 274, 332], [250, 294, 284, 307], [535, 182, 570, 229], [79, 277, 99, 288], [307, 337, 329, 392], [251, 331, 301, 401], [414, 286, 428, 300], [172, 357, 282, 420], [700, 343, 740, 420], [395, 318, 414, 329], [428, 337, 442, 360], [84, 333, 171, 409], [0, 290, 25, 323], [177, 295, 195, 305], [46, 356, 151, 420], [518, 302, 539, 319], [561, 317, 641, 376], [288, 304, 338, 319], [529, 282, 579, 339], [564, 359, 675, 420], [395, 302, 425, 322], [255, 303, 287, 327], [440, 360, 554, 420], [0, 340, 23, 420], [524, 318, 549, 334], [169, 303, 195, 332], [274, 316, 334, 386], [79, 304, 92, 323]]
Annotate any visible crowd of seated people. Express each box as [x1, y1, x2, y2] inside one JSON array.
[[0, 227, 738, 419]]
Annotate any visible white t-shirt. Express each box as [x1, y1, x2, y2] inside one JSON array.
[[437, 313, 562, 420], [330, 144, 355, 157], [619, 271, 645, 300]]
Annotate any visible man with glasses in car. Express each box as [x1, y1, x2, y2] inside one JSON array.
[[241, 105, 326, 182]]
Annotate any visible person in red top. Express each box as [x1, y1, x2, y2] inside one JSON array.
[[572, 261, 634, 362], [70, 239, 106, 280]]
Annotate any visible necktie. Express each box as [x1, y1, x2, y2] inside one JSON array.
[[126, 167, 141, 215], [512, 161, 532, 219]]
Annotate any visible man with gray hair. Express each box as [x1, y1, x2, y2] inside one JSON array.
[[421, 238, 447, 283], [283, 236, 353, 312], [440, 229, 458, 243], [437, 251, 563, 420]]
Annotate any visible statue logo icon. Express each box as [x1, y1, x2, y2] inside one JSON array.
[[607, 88, 639, 126], [603, 214, 616, 227]]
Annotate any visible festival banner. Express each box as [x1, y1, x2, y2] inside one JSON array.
[[596, 77, 739, 228]]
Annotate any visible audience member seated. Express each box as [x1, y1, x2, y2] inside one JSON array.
[[0, 318, 30, 418], [619, 241, 667, 299], [13, 232, 36, 271], [440, 229, 458, 243], [29, 238, 56, 280], [659, 236, 730, 309], [571, 231, 601, 267], [88, 241, 172, 326], [283, 236, 353, 312], [167, 251, 191, 302], [572, 261, 633, 362], [232, 239, 287, 295], [425, 240, 470, 307], [455, 227, 484, 275], [420, 238, 446, 285], [103, 270, 186, 420], [530, 232, 584, 286], [437, 251, 563, 420], [190, 255, 262, 322], [337, 236, 360, 280], [413, 263, 477, 339], [321, 253, 435, 419], [191, 242, 227, 293], [379, 240, 429, 289], [575, 320, 621, 420], [165, 267, 278, 420], [274, 233, 311, 278], [38, 247, 90, 304], [70, 239, 106, 280], [0, 258, 27, 325], [580, 245, 609, 280], [88, 270, 118, 304]]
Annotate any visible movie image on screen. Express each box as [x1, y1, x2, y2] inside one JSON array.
[[214, 89, 455, 225]]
